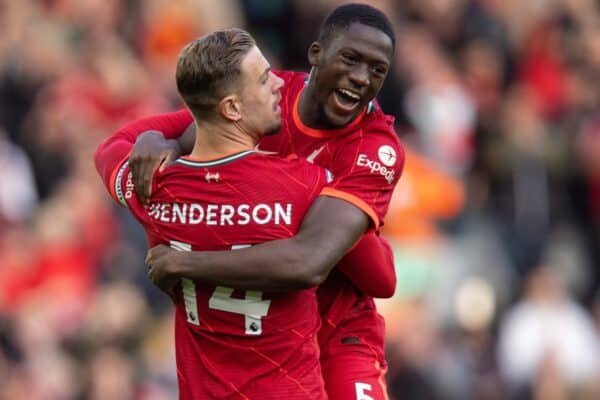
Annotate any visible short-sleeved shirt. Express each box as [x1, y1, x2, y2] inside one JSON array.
[[260, 70, 403, 230], [102, 150, 330, 400], [259, 70, 404, 323]]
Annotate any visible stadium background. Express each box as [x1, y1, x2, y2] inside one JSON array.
[[1, 0, 599, 398]]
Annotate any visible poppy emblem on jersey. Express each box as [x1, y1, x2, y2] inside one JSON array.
[[377, 145, 397, 167]]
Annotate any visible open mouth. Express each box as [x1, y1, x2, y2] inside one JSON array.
[[333, 88, 361, 112]]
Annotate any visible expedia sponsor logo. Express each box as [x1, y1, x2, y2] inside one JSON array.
[[356, 153, 395, 184]]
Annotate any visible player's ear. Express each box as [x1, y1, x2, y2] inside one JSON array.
[[219, 95, 242, 122], [308, 42, 322, 67]]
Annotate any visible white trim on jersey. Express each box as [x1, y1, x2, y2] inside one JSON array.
[[175, 150, 255, 168], [114, 160, 129, 208]]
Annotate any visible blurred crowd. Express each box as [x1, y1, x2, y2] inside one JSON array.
[[1, 0, 599, 399]]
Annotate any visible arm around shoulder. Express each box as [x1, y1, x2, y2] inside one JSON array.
[[147, 196, 370, 291], [336, 232, 397, 298]]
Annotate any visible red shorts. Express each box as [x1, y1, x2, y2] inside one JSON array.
[[321, 353, 388, 400], [318, 282, 389, 400]]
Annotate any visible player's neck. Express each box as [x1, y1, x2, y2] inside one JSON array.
[[190, 123, 256, 160], [297, 86, 324, 129], [299, 84, 353, 131]]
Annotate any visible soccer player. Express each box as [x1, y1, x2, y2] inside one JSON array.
[[119, 4, 402, 399], [94, 29, 333, 399]]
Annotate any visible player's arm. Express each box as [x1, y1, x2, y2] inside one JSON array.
[[128, 116, 196, 204], [336, 232, 396, 298], [316, 122, 403, 297], [147, 196, 370, 291], [148, 128, 404, 296], [94, 109, 193, 197]]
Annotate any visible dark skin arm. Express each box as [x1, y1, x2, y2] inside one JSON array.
[[129, 124, 196, 204], [131, 128, 389, 294], [146, 196, 370, 291]]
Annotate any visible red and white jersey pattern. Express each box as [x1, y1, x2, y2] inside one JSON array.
[[107, 150, 330, 400]]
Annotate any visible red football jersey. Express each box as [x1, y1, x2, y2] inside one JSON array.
[[261, 70, 403, 229], [119, 70, 406, 354], [101, 149, 330, 399], [260, 70, 404, 327], [97, 69, 405, 396]]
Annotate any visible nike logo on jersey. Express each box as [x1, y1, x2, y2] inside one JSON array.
[[306, 145, 326, 163]]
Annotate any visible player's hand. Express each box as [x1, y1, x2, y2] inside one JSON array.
[[146, 244, 180, 300], [130, 131, 181, 205]]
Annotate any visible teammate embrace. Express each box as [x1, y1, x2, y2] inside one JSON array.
[[95, 4, 403, 399]]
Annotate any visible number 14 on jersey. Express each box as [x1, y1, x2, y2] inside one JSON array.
[[170, 241, 272, 335]]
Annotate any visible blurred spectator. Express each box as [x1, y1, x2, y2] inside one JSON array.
[[517, 19, 567, 119], [86, 346, 137, 400], [0, 129, 38, 225], [573, 116, 600, 296], [400, 25, 477, 176], [82, 281, 149, 347], [498, 263, 600, 397], [476, 84, 573, 274]]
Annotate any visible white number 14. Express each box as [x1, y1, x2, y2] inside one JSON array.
[[170, 241, 271, 335]]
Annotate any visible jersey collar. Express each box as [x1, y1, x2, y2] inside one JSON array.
[[176, 150, 255, 167], [292, 87, 367, 139]]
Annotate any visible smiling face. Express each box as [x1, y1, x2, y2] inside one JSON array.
[[308, 22, 393, 127]]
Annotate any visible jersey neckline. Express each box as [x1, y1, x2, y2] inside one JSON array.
[[292, 87, 366, 139], [176, 150, 255, 167]]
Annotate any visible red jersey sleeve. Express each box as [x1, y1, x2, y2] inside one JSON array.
[[94, 136, 132, 205], [93, 144, 137, 211], [93, 149, 152, 243], [336, 232, 396, 298], [321, 116, 404, 230], [93, 109, 193, 204]]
